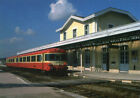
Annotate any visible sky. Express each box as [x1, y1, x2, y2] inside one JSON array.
[[0, 0, 140, 58]]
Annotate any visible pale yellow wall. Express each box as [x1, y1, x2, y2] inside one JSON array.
[[109, 43, 119, 69], [60, 20, 97, 41], [66, 21, 84, 39], [129, 41, 140, 70], [60, 21, 84, 41], [91, 20, 97, 33], [85, 19, 96, 34], [60, 32, 63, 41], [60, 12, 135, 41], [97, 12, 135, 31], [90, 21, 96, 33]]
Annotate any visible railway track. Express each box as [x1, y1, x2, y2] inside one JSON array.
[[1, 66, 140, 98]]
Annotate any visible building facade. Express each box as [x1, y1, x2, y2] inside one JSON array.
[[56, 8, 140, 73]]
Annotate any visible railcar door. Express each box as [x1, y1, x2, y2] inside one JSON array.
[[42, 53, 45, 70], [15, 57, 19, 67]]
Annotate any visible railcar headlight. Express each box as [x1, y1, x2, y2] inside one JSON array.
[[64, 62, 67, 65]]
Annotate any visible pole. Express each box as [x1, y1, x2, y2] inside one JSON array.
[[80, 51, 83, 73]]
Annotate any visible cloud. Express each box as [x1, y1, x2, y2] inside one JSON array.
[[9, 37, 23, 43], [15, 26, 35, 35], [48, 0, 76, 21], [0, 37, 23, 44]]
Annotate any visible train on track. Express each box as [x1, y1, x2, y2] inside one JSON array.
[[6, 48, 68, 72]]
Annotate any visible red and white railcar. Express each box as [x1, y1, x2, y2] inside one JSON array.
[[6, 48, 67, 71]]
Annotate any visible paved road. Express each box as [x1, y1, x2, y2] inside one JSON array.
[[0, 70, 85, 98]]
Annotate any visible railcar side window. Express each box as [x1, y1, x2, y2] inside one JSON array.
[[12, 59, 15, 62], [20, 57, 22, 62], [27, 56, 30, 62], [31, 56, 36, 62], [37, 55, 42, 62], [16, 58, 18, 62], [23, 57, 26, 62]]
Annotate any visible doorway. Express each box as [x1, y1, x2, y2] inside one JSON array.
[[119, 45, 129, 71], [102, 47, 109, 71]]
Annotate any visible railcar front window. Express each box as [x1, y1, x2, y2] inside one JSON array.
[[45, 54, 66, 61]]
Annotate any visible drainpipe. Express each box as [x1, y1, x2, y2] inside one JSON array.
[[80, 50, 83, 73]]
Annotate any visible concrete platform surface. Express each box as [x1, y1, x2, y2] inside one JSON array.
[[0, 70, 85, 98], [79, 71, 140, 81]]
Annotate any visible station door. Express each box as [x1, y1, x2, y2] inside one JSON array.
[[102, 48, 109, 71], [119, 45, 129, 71]]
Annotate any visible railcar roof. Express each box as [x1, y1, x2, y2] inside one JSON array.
[[18, 48, 65, 57]]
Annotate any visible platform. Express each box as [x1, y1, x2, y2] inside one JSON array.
[[0, 69, 85, 98]]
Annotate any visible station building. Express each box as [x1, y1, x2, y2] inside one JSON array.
[[18, 8, 140, 73]]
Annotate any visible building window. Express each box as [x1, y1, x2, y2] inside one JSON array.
[[120, 45, 129, 64], [63, 32, 66, 40], [132, 50, 138, 62], [108, 24, 114, 28], [73, 29, 77, 38], [85, 49, 90, 67], [84, 24, 89, 35]]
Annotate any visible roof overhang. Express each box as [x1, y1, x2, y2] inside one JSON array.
[[17, 21, 140, 55], [56, 7, 137, 32]]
